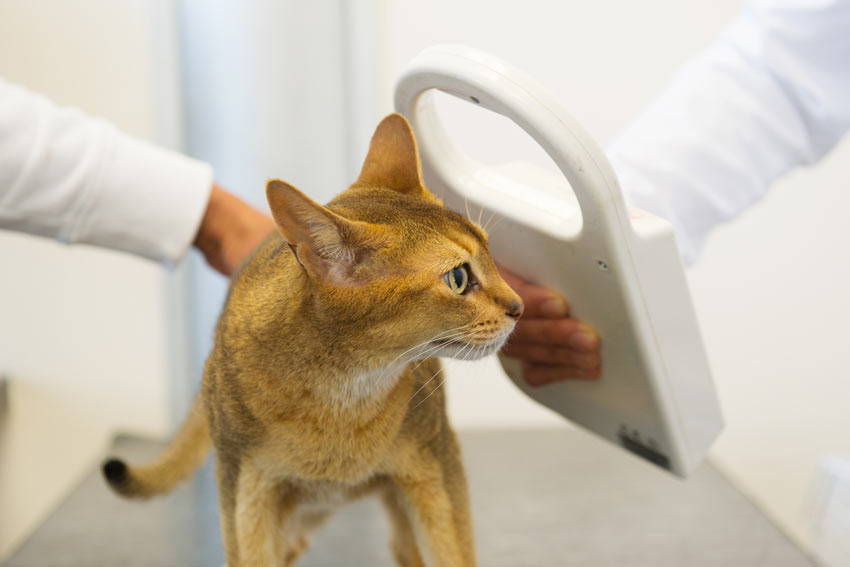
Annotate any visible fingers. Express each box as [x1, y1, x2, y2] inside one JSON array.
[[509, 318, 599, 352], [497, 266, 570, 318], [496, 263, 602, 386], [501, 342, 600, 369], [522, 362, 601, 386], [504, 320, 601, 385]]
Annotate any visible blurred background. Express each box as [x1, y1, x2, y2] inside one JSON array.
[[1, 0, 849, 562]]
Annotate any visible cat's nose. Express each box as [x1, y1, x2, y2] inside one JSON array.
[[506, 300, 524, 320]]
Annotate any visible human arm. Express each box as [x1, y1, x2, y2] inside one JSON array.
[[608, 0, 850, 264], [0, 76, 272, 274]]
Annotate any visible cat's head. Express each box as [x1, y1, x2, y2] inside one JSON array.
[[266, 114, 522, 367]]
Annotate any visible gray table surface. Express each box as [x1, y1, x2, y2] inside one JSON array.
[[4, 429, 815, 567]]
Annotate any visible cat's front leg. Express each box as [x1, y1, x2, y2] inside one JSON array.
[[215, 455, 241, 567], [284, 507, 332, 566], [381, 484, 426, 567], [391, 448, 476, 567], [232, 460, 295, 566]]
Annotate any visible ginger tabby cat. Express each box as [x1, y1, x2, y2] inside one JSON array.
[[103, 114, 523, 567]]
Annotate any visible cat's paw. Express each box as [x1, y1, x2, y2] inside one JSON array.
[[284, 534, 310, 566]]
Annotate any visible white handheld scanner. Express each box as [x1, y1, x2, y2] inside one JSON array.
[[395, 45, 723, 477]]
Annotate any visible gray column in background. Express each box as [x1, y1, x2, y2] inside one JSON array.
[[175, 1, 379, 399]]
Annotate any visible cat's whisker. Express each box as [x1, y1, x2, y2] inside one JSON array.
[[477, 205, 484, 227], [464, 197, 472, 223], [461, 345, 471, 361], [382, 325, 470, 367], [410, 362, 456, 412], [405, 365, 444, 406], [400, 326, 497, 385], [393, 329, 476, 379], [461, 341, 478, 361], [488, 215, 507, 235], [413, 368, 449, 411], [412, 328, 476, 363], [375, 325, 473, 387], [407, 337, 479, 408], [448, 338, 475, 365], [482, 209, 500, 233], [407, 341, 451, 372], [400, 328, 471, 365], [387, 342, 455, 389]]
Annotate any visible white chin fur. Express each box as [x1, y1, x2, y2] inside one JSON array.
[[436, 333, 510, 361]]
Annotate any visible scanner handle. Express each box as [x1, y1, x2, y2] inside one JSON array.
[[394, 44, 630, 244]]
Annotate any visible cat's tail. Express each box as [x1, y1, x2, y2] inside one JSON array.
[[102, 392, 211, 499]]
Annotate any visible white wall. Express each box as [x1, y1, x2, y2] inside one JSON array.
[[378, 0, 850, 550], [0, 0, 187, 558], [690, 144, 850, 547]]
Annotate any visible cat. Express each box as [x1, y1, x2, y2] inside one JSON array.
[[102, 113, 523, 567]]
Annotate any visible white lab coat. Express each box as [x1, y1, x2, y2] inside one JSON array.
[[609, 0, 850, 265], [0, 77, 212, 264]]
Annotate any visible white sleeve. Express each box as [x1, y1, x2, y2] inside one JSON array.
[[607, 0, 850, 265], [0, 77, 213, 265]]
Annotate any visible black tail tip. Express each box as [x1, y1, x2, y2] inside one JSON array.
[[103, 458, 128, 486]]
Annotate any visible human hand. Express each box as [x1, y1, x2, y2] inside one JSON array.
[[193, 184, 276, 276], [498, 265, 601, 385]]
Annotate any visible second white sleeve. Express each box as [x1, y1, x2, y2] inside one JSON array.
[[607, 0, 850, 264]]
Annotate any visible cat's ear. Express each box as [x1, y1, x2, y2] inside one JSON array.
[[354, 113, 429, 197], [266, 179, 383, 285]]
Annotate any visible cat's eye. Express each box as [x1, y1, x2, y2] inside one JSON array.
[[445, 265, 469, 294]]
